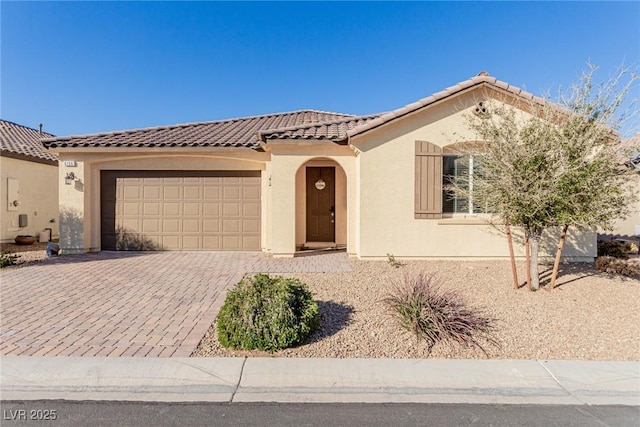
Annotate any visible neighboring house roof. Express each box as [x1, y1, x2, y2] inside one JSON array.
[[621, 134, 640, 170], [41, 72, 551, 151], [42, 110, 357, 150], [0, 120, 58, 165]]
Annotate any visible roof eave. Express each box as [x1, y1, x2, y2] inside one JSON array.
[[0, 149, 58, 166]]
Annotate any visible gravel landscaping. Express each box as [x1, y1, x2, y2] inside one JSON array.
[[193, 259, 640, 360], [0, 242, 53, 267]]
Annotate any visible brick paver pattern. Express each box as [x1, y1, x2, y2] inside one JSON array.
[[0, 251, 351, 357]]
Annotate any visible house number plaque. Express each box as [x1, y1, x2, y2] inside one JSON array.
[[315, 179, 326, 190]]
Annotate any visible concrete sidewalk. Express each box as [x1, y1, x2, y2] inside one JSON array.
[[1, 357, 638, 405]]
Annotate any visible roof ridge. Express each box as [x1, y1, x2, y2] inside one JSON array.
[[258, 113, 383, 137], [0, 119, 56, 138], [42, 109, 357, 142], [345, 73, 546, 140]]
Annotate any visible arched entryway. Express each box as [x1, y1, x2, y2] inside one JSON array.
[[295, 158, 347, 250]]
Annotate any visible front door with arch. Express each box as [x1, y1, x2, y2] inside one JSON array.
[[306, 167, 335, 242]]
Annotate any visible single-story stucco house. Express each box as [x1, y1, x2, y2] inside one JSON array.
[[608, 134, 640, 238], [42, 72, 598, 260], [1, 120, 59, 243]]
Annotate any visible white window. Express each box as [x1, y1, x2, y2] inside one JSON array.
[[443, 155, 486, 214]]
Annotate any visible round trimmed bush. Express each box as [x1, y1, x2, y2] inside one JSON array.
[[217, 273, 319, 352]]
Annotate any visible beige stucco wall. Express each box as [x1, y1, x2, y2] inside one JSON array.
[[610, 175, 640, 238], [1, 156, 59, 242], [609, 199, 640, 238], [54, 150, 268, 254], [350, 88, 597, 260]]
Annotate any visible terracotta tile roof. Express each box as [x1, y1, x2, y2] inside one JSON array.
[[42, 110, 356, 150], [41, 72, 558, 151], [621, 134, 640, 169], [345, 72, 546, 140], [259, 114, 381, 142], [0, 120, 58, 163], [620, 134, 639, 151]]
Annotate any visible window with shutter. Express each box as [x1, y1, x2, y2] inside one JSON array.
[[414, 141, 443, 219]]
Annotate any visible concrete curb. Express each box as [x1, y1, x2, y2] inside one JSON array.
[[1, 357, 638, 405]]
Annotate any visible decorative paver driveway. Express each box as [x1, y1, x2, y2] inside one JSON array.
[[0, 251, 351, 357]]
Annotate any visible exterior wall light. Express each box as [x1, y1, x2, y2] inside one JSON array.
[[64, 172, 76, 185]]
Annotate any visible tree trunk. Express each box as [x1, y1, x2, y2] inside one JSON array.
[[525, 232, 531, 289], [550, 225, 569, 289], [528, 232, 541, 291], [505, 221, 519, 289]]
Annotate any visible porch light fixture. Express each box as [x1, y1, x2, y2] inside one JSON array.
[[64, 172, 76, 185]]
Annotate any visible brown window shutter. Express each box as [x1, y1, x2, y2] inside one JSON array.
[[415, 140, 443, 219]]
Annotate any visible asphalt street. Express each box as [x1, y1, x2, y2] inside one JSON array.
[[1, 401, 639, 427]]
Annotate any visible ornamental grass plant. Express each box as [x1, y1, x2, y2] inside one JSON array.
[[384, 271, 498, 354]]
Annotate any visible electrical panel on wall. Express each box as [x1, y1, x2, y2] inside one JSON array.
[[7, 178, 19, 211]]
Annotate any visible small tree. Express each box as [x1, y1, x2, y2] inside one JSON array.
[[450, 64, 638, 290]]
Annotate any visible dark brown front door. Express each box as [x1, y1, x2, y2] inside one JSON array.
[[306, 167, 335, 242]]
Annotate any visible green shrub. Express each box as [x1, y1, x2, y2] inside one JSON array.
[[0, 251, 17, 268], [595, 256, 639, 278], [597, 240, 629, 259], [217, 273, 319, 352], [623, 241, 639, 255], [383, 271, 498, 353]]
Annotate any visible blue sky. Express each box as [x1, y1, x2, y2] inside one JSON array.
[[2, 1, 639, 137]]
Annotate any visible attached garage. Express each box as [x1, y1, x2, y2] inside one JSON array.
[[100, 170, 261, 251]]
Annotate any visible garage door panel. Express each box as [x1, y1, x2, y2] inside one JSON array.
[[184, 202, 201, 215], [223, 202, 240, 216], [162, 235, 180, 250], [243, 236, 260, 249], [203, 219, 220, 232], [223, 219, 240, 232], [223, 186, 240, 200], [204, 187, 221, 200], [143, 186, 161, 199], [163, 203, 180, 215], [123, 186, 140, 199], [182, 235, 201, 250], [122, 202, 139, 215], [184, 186, 201, 199], [121, 219, 140, 232], [222, 236, 240, 250], [243, 202, 260, 216], [243, 186, 260, 199], [243, 219, 260, 233], [102, 171, 261, 251], [142, 219, 160, 233], [203, 202, 220, 216], [164, 187, 181, 199], [203, 236, 221, 249], [183, 219, 200, 232], [143, 202, 160, 215], [163, 219, 180, 233]]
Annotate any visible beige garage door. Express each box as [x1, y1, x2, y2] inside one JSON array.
[[101, 171, 261, 250]]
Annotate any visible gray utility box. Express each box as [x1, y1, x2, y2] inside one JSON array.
[[18, 214, 28, 227]]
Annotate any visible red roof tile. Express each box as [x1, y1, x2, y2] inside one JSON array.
[[42, 110, 356, 150]]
